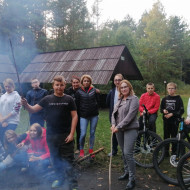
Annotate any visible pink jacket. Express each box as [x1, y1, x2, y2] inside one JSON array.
[[22, 128, 50, 160], [139, 92, 160, 115]]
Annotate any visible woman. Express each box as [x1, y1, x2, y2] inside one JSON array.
[[75, 75, 99, 157], [0, 130, 27, 172], [111, 80, 139, 190], [20, 123, 50, 174], [0, 78, 21, 143], [66, 76, 81, 153]]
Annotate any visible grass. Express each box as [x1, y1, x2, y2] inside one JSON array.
[[16, 95, 189, 170]]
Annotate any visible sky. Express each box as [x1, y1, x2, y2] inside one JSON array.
[[87, 0, 190, 26]]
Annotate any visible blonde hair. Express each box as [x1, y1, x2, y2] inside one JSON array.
[[4, 130, 18, 149], [81, 75, 93, 88], [30, 123, 42, 138], [167, 82, 177, 89], [118, 80, 134, 98], [3, 78, 15, 89]]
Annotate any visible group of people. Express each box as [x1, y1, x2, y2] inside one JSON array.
[[0, 75, 100, 190], [107, 74, 190, 190], [0, 74, 190, 190]]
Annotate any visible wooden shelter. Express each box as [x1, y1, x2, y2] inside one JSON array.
[[20, 45, 143, 84]]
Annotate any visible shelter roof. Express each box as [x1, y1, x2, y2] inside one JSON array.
[[20, 45, 143, 84]]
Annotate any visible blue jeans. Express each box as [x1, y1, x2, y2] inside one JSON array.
[[80, 115, 99, 150]]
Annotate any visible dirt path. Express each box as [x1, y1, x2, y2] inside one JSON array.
[[0, 165, 181, 190]]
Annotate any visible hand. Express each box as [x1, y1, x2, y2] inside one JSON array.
[[17, 142, 24, 148], [0, 117, 5, 123], [21, 98, 28, 106], [164, 113, 173, 119], [65, 133, 74, 143], [163, 109, 168, 114], [2, 122, 8, 127], [29, 155, 41, 162], [110, 125, 118, 133], [185, 119, 190, 125]]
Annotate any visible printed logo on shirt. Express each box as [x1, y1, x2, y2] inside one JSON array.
[[166, 102, 175, 110], [49, 103, 69, 106]]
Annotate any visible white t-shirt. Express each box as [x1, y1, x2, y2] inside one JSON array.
[[187, 98, 190, 120]]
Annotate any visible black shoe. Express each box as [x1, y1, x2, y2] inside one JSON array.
[[118, 172, 129, 180], [125, 180, 135, 190], [108, 152, 117, 157]]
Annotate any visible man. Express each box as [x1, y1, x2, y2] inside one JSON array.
[[139, 82, 160, 132], [26, 78, 47, 126], [22, 75, 78, 189], [106, 74, 124, 156]]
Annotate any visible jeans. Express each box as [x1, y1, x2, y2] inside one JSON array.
[[80, 115, 99, 150]]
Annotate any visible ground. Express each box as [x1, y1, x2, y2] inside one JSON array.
[[0, 162, 181, 190]]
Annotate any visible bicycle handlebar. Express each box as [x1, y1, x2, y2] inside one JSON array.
[[142, 104, 148, 114]]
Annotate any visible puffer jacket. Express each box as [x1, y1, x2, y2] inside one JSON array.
[[75, 87, 99, 118]]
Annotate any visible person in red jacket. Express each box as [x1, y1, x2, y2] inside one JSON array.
[[19, 123, 50, 173], [139, 82, 160, 132]]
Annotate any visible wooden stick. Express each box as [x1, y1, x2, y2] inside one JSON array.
[[76, 147, 104, 163], [109, 132, 113, 190]]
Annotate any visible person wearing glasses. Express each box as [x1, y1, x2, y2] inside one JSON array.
[[111, 80, 139, 190], [160, 82, 184, 156], [106, 74, 124, 157], [26, 78, 48, 127]]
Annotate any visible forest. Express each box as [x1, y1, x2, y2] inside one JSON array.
[[0, 0, 190, 93]]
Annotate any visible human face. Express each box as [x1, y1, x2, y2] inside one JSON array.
[[167, 85, 176, 96], [53, 81, 65, 96], [82, 77, 91, 88], [146, 85, 155, 95], [29, 126, 38, 139], [6, 135, 17, 144], [120, 82, 130, 98], [4, 83, 14, 94], [72, 79, 80, 90], [31, 79, 40, 89], [114, 76, 122, 88]]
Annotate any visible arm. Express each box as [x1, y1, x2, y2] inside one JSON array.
[[21, 98, 42, 113], [148, 95, 160, 114], [187, 98, 190, 120], [106, 90, 111, 107], [65, 110, 78, 143], [172, 96, 184, 117], [139, 95, 144, 114]]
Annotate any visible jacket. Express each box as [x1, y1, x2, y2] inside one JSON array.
[[112, 95, 139, 130]]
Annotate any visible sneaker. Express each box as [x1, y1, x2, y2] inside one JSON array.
[[51, 180, 62, 188], [89, 149, 95, 158], [108, 152, 117, 157], [79, 149, 84, 157]]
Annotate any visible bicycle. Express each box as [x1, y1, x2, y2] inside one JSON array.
[[177, 151, 190, 190], [133, 104, 163, 168], [153, 118, 190, 185]]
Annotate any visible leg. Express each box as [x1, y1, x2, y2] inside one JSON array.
[[148, 114, 157, 133], [112, 133, 118, 155], [138, 116, 144, 131], [89, 115, 99, 150], [79, 117, 89, 150], [76, 120, 80, 150]]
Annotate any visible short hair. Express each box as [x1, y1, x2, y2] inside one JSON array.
[[30, 123, 42, 138], [71, 76, 80, 83], [52, 75, 66, 85], [114, 73, 124, 80], [118, 80, 134, 98], [3, 78, 15, 89], [167, 82, 177, 89], [31, 78, 39, 82], [0, 84, 2, 93], [81, 75, 93, 87], [146, 82, 155, 87]]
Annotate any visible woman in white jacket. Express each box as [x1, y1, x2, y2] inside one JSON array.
[[0, 78, 21, 143]]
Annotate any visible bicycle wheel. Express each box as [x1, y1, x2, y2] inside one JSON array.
[[153, 138, 190, 185], [177, 152, 190, 190], [134, 130, 163, 168]]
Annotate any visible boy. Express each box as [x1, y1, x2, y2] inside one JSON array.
[[22, 75, 78, 189], [160, 82, 184, 155], [139, 82, 160, 132], [26, 78, 48, 126]]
